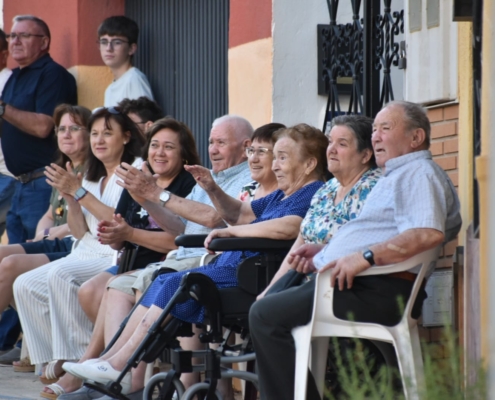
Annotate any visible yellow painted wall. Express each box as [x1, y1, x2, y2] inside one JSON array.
[[228, 37, 273, 129], [68, 66, 113, 110], [457, 23, 474, 245]]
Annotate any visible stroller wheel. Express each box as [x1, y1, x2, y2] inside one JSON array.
[[144, 372, 185, 400], [182, 382, 222, 400]]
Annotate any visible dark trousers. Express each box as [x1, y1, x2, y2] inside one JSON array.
[[249, 275, 425, 400]]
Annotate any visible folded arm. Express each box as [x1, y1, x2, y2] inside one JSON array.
[[3, 105, 54, 138]]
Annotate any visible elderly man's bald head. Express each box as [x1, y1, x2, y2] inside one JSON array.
[[208, 115, 253, 173]]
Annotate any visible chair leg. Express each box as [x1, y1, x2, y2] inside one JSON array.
[[244, 359, 257, 400], [393, 325, 425, 400], [311, 337, 329, 398], [292, 324, 313, 400]]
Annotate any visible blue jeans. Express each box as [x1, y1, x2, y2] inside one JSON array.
[[0, 174, 16, 237], [6, 175, 52, 244], [2, 175, 51, 350]]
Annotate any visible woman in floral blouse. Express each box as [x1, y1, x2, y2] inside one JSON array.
[[259, 114, 382, 296]]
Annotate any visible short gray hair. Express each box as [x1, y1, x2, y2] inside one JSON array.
[[212, 114, 253, 141], [13, 15, 51, 41], [385, 100, 431, 148]]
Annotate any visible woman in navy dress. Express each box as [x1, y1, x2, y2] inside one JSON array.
[[67, 124, 329, 394]]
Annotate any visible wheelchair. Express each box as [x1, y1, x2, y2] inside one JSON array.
[[84, 234, 295, 400]]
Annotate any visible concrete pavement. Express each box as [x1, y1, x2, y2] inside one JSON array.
[[0, 363, 39, 399]]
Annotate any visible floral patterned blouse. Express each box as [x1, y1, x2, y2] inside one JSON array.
[[238, 180, 260, 202], [300, 168, 382, 244]]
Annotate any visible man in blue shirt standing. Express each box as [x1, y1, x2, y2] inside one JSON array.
[[0, 14, 77, 363]]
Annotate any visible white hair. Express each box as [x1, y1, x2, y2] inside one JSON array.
[[212, 114, 253, 141]]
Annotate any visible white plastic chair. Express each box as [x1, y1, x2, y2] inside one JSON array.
[[292, 246, 440, 400]]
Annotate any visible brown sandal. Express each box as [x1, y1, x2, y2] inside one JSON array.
[[12, 356, 35, 372]]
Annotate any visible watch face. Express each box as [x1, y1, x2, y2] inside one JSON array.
[[160, 191, 170, 203]]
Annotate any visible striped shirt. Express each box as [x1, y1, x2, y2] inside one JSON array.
[[313, 150, 461, 272]]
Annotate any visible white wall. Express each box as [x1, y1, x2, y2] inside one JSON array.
[[404, 0, 458, 103], [271, 0, 406, 129], [272, 0, 332, 129]]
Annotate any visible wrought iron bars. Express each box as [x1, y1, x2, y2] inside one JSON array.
[[320, 0, 404, 131]]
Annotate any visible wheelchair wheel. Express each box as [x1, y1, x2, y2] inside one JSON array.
[[325, 338, 401, 398], [182, 382, 222, 400], [144, 372, 185, 400]]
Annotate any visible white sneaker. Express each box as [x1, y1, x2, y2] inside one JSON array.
[[62, 359, 99, 379], [69, 361, 131, 394]]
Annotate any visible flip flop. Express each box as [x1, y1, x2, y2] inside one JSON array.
[[40, 383, 66, 400], [12, 356, 35, 372], [40, 360, 66, 384]]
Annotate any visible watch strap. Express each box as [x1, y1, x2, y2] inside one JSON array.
[[74, 187, 88, 202]]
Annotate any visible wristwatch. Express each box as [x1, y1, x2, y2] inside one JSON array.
[[159, 190, 171, 207], [362, 249, 375, 266], [74, 187, 88, 202], [0, 101, 6, 117]]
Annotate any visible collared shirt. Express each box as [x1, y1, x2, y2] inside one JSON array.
[[1, 54, 78, 176], [313, 150, 462, 273], [176, 161, 252, 260]]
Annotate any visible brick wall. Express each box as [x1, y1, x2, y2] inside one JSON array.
[[417, 103, 460, 356]]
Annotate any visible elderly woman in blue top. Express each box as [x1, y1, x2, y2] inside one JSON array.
[[66, 123, 328, 393]]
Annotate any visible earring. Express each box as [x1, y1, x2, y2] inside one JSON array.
[[183, 159, 188, 165]]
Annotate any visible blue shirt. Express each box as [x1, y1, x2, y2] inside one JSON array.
[[313, 150, 462, 274], [1, 54, 78, 176]]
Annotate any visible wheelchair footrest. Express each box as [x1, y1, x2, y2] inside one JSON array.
[[84, 381, 129, 400]]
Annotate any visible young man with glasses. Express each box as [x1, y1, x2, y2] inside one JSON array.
[[0, 14, 77, 365], [98, 16, 154, 107]]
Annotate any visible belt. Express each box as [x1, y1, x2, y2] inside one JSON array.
[[388, 271, 426, 289], [16, 169, 45, 184]]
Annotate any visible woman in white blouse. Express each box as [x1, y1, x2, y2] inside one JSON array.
[[13, 107, 144, 399]]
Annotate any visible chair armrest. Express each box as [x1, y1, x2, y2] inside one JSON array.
[[357, 247, 440, 277], [208, 237, 295, 252], [175, 234, 208, 248]]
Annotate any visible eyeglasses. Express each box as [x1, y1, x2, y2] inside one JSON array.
[[97, 39, 129, 49], [56, 125, 86, 135], [246, 147, 273, 158], [7, 33, 45, 41]]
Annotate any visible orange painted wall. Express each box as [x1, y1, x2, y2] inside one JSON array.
[[229, 0, 271, 48], [3, 0, 124, 69]]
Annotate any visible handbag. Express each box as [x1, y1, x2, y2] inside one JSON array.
[[264, 269, 307, 296], [117, 242, 139, 275]]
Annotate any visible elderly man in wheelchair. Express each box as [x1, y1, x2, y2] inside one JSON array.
[[63, 124, 330, 399]]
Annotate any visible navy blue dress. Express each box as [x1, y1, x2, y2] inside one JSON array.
[[140, 181, 323, 323]]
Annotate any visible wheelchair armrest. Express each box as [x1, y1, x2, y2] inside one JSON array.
[[175, 234, 208, 248], [208, 237, 295, 252]]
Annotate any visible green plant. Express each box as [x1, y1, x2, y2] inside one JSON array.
[[322, 326, 486, 400]]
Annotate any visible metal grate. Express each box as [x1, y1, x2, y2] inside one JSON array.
[[125, 0, 229, 167]]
